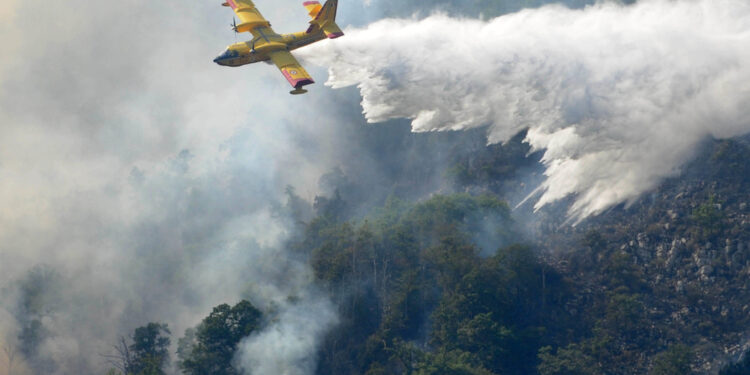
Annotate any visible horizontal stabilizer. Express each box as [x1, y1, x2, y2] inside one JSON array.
[[322, 22, 343, 39]]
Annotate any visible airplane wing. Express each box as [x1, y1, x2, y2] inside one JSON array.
[[268, 50, 315, 89], [223, 0, 271, 34]]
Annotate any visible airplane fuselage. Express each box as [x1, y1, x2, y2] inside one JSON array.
[[213, 27, 326, 67]]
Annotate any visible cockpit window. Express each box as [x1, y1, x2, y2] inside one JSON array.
[[219, 49, 239, 59]]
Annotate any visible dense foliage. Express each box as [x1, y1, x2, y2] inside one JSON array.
[[301, 136, 750, 375], [289, 193, 571, 375], [129, 323, 171, 375], [105, 323, 170, 375], [105, 134, 750, 375], [177, 301, 262, 375]]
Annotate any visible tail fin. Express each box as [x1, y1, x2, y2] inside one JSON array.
[[305, 0, 344, 39], [303, 1, 323, 18]]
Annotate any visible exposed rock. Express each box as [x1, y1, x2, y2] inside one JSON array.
[[656, 244, 666, 259], [667, 209, 679, 220], [676, 280, 685, 293]]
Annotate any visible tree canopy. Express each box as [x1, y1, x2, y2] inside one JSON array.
[[177, 300, 262, 375]]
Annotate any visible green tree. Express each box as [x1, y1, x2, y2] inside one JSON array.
[[413, 349, 496, 375], [537, 344, 597, 375], [602, 293, 647, 343], [16, 266, 61, 373], [601, 252, 648, 294], [310, 193, 518, 375], [691, 195, 724, 239], [431, 245, 557, 374], [650, 344, 693, 375], [178, 300, 262, 375], [127, 323, 171, 375], [106, 323, 170, 375]]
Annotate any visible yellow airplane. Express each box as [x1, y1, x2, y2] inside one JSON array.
[[214, 0, 344, 95]]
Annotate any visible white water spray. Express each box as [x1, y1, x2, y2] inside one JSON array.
[[302, 0, 750, 220]]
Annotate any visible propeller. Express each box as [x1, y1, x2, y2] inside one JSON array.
[[230, 17, 238, 42]]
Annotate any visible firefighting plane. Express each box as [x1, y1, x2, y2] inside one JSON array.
[[214, 0, 344, 95]]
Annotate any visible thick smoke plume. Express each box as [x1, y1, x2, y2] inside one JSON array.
[[236, 297, 337, 375], [0, 0, 341, 373], [301, 0, 750, 220]]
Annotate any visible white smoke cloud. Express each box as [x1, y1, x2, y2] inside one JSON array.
[[0, 0, 343, 373], [301, 0, 750, 220], [236, 296, 338, 375]]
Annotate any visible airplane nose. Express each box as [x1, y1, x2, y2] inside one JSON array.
[[213, 57, 221, 64]]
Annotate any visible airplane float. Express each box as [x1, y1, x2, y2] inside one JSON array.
[[214, 0, 344, 95]]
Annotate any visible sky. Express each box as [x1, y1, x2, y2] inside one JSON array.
[[1, 0, 749, 374]]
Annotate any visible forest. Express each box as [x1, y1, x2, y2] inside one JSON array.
[[81, 131, 750, 375]]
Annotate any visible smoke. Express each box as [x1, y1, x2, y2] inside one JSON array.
[[0, 0, 351, 373], [236, 297, 338, 375], [301, 0, 750, 220], [0, 141, 334, 374], [191, 202, 338, 375]]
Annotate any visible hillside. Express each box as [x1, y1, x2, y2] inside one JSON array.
[[87, 128, 750, 375], [300, 134, 750, 375]]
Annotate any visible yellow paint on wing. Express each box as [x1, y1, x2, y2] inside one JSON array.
[[230, 0, 271, 33]]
